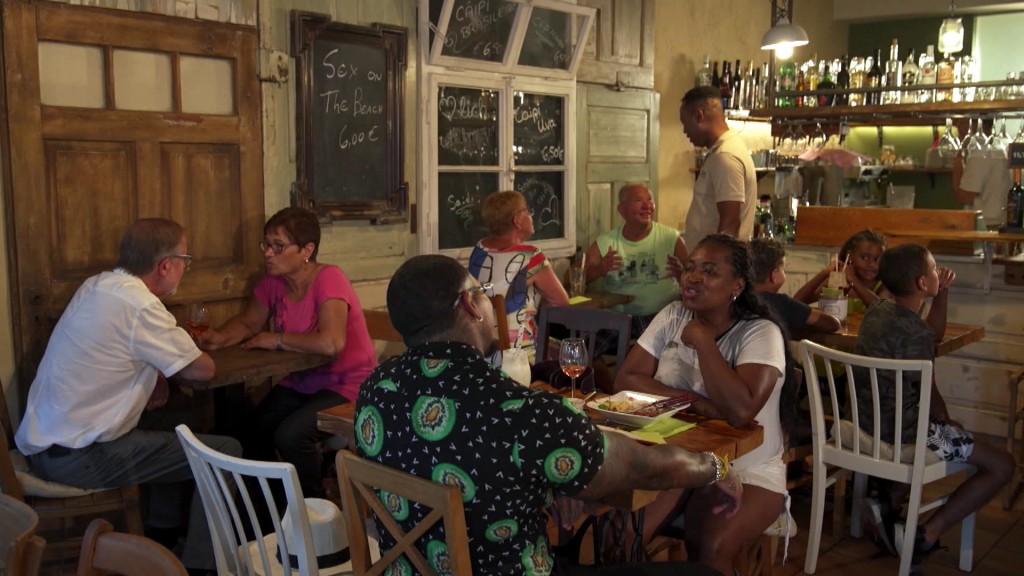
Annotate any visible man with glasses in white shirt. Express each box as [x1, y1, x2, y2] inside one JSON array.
[[16, 218, 241, 574]]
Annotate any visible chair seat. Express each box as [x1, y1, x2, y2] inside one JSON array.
[[9, 450, 108, 498]]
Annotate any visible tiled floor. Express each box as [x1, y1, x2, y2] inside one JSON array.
[[776, 470, 1024, 576]]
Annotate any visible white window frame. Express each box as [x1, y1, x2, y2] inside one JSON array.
[[417, 0, 592, 259]]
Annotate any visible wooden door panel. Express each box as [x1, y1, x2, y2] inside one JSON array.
[[47, 140, 136, 276], [164, 143, 242, 268], [577, 0, 653, 89]]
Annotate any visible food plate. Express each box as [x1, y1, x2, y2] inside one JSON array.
[[587, 391, 688, 428]]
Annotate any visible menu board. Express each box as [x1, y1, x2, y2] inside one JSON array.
[[513, 92, 564, 166], [437, 86, 499, 166], [430, 0, 518, 63]]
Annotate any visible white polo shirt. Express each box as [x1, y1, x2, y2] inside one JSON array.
[[685, 130, 757, 250], [15, 269, 200, 455]]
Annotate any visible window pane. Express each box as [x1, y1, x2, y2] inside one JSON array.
[[437, 86, 499, 166], [514, 171, 564, 240], [438, 172, 499, 250], [518, 7, 578, 70], [38, 42, 105, 108], [435, 0, 518, 63], [181, 55, 234, 115], [513, 92, 564, 166], [113, 49, 172, 112]]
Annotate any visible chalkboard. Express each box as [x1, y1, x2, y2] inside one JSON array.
[[518, 7, 572, 70], [514, 171, 564, 241], [292, 12, 408, 223], [438, 86, 499, 166], [430, 0, 518, 63], [513, 92, 564, 166], [436, 171, 564, 249]]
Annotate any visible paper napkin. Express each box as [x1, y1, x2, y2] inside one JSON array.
[[630, 418, 696, 444]]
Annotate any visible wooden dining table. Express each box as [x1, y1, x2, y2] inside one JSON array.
[[175, 346, 333, 431], [799, 313, 986, 357], [316, 386, 763, 511]]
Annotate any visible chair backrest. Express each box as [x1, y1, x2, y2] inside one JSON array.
[[534, 306, 632, 368], [336, 450, 472, 576], [365, 309, 403, 343], [76, 518, 185, 576], [488, 294, 511, 351], [0, 493, 45, 576], [175, 424, 319, 576], [799, 339, 935, 482]]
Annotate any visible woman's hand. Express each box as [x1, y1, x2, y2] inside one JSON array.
[[240, 331, 279, 350], [681, 317, 717, 349]]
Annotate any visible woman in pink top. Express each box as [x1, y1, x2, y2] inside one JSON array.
[[202, 207, 376, 497]]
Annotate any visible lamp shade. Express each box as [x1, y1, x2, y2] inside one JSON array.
[[937, 17, 964, 54], [761, 17, 810, 51]]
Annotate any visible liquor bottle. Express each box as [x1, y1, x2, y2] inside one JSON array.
[[804, 55, 819, 107], [1007, 168, 1024, 229], [777, 59, 797, 107], [835, 55, 851, 106], [795, 69, 805, 107], [918, 45, 937, 103], [849, 56, 866, 106], [742, 60, 755, 109], [884, 38, 902, 104], [867, 49, 883, 105], [732, 59, 743, 108], [936, 53, 954, 102], [697, 54, 713, 87], [901, 50, 919, 104], [711, 60, 720, 89], [818, 64, 836, 106], [755, 195, 774, 239], [720, 61, 733, 109]]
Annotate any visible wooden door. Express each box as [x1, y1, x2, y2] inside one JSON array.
[[1, 1, 264, 405], [575, 85, 659, 251]]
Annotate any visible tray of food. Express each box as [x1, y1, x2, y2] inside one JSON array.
[[587, 390, 697, 427]]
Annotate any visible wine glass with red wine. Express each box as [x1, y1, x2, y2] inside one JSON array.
[[559, 338, 588, 399]]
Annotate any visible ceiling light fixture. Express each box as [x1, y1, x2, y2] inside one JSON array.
[[761, 0, 809, 59], [938, 0, 964, 54]]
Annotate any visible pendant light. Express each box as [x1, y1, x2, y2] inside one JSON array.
[[938, 0, 964, 54], [761, 0, 809, 59]]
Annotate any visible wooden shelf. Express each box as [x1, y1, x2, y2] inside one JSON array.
[[751, 99, 1024, 124]]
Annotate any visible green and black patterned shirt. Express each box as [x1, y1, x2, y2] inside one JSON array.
[[355, 341, 605, 575]]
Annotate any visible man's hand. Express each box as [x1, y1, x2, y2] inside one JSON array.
[[146, 375, 170, 411], [711, 470, 743, 517], [597, 247, 622, 276]]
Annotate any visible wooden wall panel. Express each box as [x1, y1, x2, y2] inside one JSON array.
[[577, 0, 653, 89], [46, 141, 135, 276], [163, 143, 242, 268]]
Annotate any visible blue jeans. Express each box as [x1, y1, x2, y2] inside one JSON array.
[[28, 408, 241, 570]]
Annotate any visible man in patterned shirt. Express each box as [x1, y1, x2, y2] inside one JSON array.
[[355, 254, 740, 575]]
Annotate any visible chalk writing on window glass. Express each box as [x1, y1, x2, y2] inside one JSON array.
[[438, 0, 518, 62], [513, 92, 564, 167], [437, 86, 499, 166], [515, 171, 564, 241]]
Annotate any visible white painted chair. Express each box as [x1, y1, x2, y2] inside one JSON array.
[[176, 424, 348, 576], [800, 340, 976, 576]]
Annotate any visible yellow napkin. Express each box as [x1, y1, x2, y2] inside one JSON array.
[[630, 418, 696, 444], [568, 295, 591, 305]]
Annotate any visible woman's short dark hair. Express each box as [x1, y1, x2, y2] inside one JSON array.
[[387, 255, 468, 345], [879, 243, 931, 296], [115, 218, 185, 276], [265, 207, 321, 260], [838, 229, 886, 264]]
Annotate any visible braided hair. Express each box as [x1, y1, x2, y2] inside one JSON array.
[[694, 234, 798, 433]]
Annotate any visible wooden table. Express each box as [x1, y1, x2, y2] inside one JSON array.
[[571, 291, 635, 310], [800, 313, 985, 357], [316, 389, 763, 511], [176, 346, 332, 431]]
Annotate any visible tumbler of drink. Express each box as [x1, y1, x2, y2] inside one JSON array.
[[187, 303, 210, 341], [568, 267, 587, 297]]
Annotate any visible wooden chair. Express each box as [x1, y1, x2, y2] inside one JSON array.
[[1005, 367, 1024, 509], [336, 450, 472, 576], [0, 381, 143, 561], [76, 518, 186, 576], [0, 493, 45, 576], [489, 294, 511, 351], [176, 424, 342, 576], [364, 296, 509, 354], [801, 340, 976, 576], [534, 306, 632, 368]]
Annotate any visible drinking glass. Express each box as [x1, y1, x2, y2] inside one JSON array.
[[936, 118, 961, 161], [187, 303, 210, 340], [568, 267, 586, 297], [559, 338, 588, 400]]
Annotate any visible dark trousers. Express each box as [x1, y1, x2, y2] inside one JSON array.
[[245, 386, 347, 498]]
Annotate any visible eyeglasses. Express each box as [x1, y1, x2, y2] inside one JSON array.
[[169, 254, 193, 271], [451, 282, 494, 308], [517, 207, 534, 217], [260, 241, 297, 255]]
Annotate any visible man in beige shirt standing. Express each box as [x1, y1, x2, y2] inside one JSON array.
[[679, 86, 757, 249]]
